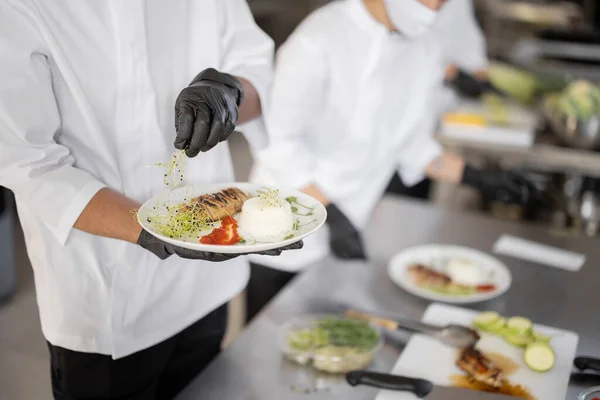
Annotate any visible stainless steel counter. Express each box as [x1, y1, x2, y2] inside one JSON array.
[[176, 197, 600, 400], [438, 135, 600, 179]]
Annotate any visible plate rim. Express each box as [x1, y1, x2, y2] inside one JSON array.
[[387, 244, 513, 304], [137, 182, 327, 254]]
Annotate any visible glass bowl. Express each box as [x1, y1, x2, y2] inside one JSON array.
[[279, 314, 382, 374], [579, 387, 600, 400]]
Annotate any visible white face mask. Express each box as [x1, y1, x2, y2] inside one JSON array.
[[383, 0, 438, 38]]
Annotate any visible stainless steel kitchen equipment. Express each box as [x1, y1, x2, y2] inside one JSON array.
[[0, 188, 16, 303], [543, 97, 600, 150], [479, 0, 584, 58], [579, 178, 600, 236]]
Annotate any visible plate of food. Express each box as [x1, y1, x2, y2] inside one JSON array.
[[387, 245, 512, 304], [376, 304, 579, 400], [137, 182, 327, 254]]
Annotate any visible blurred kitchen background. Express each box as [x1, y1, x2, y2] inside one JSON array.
[[2, 0, 600, 398]]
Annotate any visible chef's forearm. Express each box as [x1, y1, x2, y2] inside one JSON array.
[[301, 184, 330, 206], [73, 188, 142, 244], [425, 152, 466, 184], [237, 77, 262, 123]]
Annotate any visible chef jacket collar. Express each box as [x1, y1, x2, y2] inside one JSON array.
[[346, 0, 389, 37]]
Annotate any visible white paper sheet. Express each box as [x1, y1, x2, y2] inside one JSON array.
[[493, 234, 586, 272]]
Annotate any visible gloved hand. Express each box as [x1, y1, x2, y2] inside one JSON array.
[[174, 68, 244, 157], [461, 165, 538, 205], [137, 229, 304, 262], [326, 204, 366, 260], [452, 70, 506, 99]]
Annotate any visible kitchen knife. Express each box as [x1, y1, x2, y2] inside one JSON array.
[[346, 371, 519, 399], [575, 356, 600, 373]]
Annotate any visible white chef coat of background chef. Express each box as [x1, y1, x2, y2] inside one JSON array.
[[0, 0, 273, 359], [249, 0, 445, 272], [429, 0, 488, 116]]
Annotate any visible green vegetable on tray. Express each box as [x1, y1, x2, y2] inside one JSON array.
[[472, 311, 556, 373]]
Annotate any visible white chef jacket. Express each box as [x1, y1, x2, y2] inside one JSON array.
[[435, 0, 487, 73], [0, 0, 273, 359], [249, 0, 445, 271], [430, 0, 489, 116]]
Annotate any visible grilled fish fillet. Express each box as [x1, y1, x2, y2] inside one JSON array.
[[456, 347, 504, 388], [181, 188, 251, 221], [408, 264, 452, 287]]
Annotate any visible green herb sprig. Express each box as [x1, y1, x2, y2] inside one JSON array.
[[286, 197, 316, 217]]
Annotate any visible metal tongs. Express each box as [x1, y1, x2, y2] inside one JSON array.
[[344, 308, 480, 349]]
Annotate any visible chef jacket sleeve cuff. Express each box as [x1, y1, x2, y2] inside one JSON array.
[[19, 164, 107, 246], [397, 139, 443, 187], [56, 178, 107, 246]]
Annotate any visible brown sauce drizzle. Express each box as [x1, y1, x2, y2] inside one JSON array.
[[450, 375, 535, 399]]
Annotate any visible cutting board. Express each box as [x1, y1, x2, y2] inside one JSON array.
[[376, 304, 579, 400]]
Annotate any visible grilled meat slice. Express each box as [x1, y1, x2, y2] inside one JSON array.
[[456, 347, 504, 388], [408, 264, 452, 287], [181, 188, 251, 221]]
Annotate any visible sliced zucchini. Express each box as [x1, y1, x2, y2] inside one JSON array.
[[487, 317, 507, 333], [497, 327, 514, 338], [532, 330, 551, 344], [473, 312, 501, 330], [506, 317, 533, 335], [505, 333, 534, 347], [524, 343, 555, 372]]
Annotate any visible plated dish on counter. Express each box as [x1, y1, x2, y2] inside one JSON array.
[[376, 303, 579, 400], [137, 183, 327, 254], [388, 245, 512, 304]]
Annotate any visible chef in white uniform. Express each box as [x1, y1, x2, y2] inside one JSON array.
[[386, 0, 489, 199], [245, 0, 537, 321], [0, 1, 299, 399]]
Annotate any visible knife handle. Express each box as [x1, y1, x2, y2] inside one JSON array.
[[574, 356, 600, 373], [346, 371, 433, 398]]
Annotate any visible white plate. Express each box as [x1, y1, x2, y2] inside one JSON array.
[[388, 245, 512, 304], [137, 182, 327, 254], [376, 303, 579, 400]]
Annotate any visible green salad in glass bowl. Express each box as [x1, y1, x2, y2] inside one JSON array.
[[280, 314, 382, 374]]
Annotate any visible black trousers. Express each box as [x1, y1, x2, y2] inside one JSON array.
[[246, 175, 430, 323], [47, 304, 227, 400], [246, 263, 296, 323]]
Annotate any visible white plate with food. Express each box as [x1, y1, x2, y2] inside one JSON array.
[[137, 183, 327, 254], [388, 245, 512, 304], [376, 303, 579, 400]]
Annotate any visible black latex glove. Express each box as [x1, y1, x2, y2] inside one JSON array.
[[137, 229, 304, 262], [174, 68, 244, 157], [452, 70, 506, 99], [326, 204, 366, 260], [461, 165, 538, 206]]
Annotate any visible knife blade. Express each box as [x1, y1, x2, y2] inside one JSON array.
[[346, 371, 519, 399]]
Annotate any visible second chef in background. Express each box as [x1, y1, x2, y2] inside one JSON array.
[[246, 0, 537, 321]]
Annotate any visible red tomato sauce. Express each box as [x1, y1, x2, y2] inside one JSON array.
[[200, 216, 240, 245], [476, 284, 497, 293]]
